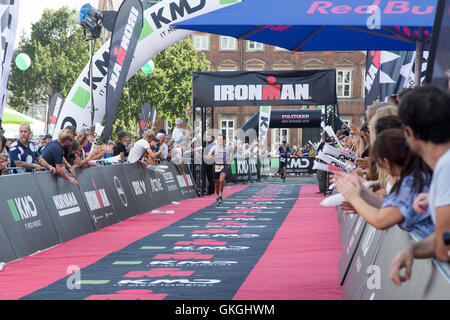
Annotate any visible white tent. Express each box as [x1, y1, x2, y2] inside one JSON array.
[[1, 107, 46, 141]]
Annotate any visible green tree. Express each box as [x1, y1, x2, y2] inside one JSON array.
[[9, 7, 94, 112], [112, 39, 211, 138]]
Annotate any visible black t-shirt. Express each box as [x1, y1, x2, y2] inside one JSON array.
[[113, 143, 128, 157], [42, 140, 64, 167]]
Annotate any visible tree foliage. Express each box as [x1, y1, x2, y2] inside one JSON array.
[[112, 39, 211, 138], [9, 7, 92, 112]]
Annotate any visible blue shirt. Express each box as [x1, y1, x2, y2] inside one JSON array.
[[382, 173, 434, 238], [42, 140, 64, 168], [9, 140, 39, 174], [279, 146, 289, 162]]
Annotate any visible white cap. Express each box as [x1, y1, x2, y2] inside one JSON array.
[[156, 133, 165, 139], [175, 118, 183, 125]]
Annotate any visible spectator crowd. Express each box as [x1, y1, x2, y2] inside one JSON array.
[[0, 84, 448, 288], [316, 85, 450, 286]]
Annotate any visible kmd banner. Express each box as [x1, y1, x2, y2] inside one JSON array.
[[0, 0, 19, 122], [53, 0, 240, 137], [193, 69, 337, 107], [104, 0, 143, 143]]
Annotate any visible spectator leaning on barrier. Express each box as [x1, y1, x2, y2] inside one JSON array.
[[38, 134, 52, 155], [9, 123, 56, 174], [156, 132, 167, 161], [127, 129, 158, 165], [0, 134, 8, 155], [335, 129, 434, 239], [390, 85, 450, 286], [42, 130, 77, 185], [0, 134, 9, 173]]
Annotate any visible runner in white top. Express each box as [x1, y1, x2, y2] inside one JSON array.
[[207, 134, 233, 205]]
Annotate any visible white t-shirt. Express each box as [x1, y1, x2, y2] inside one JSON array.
[[428, 148, 450, 225], [172, 127, 184, 144], [127, 139, 150, 164]]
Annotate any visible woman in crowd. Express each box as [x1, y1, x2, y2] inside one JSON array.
[[113, 130, 129, 162], [335, 128, 434, 238]]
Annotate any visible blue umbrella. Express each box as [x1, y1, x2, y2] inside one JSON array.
[[174, 0, 436, 51]]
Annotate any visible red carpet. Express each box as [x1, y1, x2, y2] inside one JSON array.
[[0, 185, 247, 300], [233, 185, 342, 300]]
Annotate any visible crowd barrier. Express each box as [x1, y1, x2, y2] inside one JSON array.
[[225, 156, 316, 184], [337, 207, 450, 299], [0, 161, 198, 264]]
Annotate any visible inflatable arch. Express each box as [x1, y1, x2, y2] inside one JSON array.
[[54, 0, 240, 137]]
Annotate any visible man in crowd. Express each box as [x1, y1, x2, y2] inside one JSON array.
[[38, 134, 52, 155], [9, 123, 56, 174], [156, 132, 168, 161], [42, 129, 77, 185], [127, 129, 159, 165], [390, 85, 450, 286]]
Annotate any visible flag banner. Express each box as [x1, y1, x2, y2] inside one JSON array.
[[364, 50, 381, 110], [0, 0, 19, 123], [379, 50, 428, 102], [53, 0, 239, 138], [192, 69, 337, 107], [258, 105, 271, 148], [150, 105, 157, 130], [426, 0, 450, 90], [46, 93, 64, 136], [104, 0, 144, 143], [139, 102, 151, 134]]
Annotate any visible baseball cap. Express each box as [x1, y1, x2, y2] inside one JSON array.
[[156, 133, 165, 139], [282, 139, 287, 143], [44, 134, 52, 139]]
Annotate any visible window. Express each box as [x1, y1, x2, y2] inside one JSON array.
[[221, 120, 235, 142], [247, 41, 264, 52], [272, 59, 294, 70], [271, 128, 289, 148], [218, 59, 238, 71], [337, 69, 352, 98], [192, 35, 209, 51], [245, 59, 265, 71], [219, 36, 237, 51]]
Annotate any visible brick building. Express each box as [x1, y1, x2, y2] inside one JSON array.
[[191, 33, 366, 149]]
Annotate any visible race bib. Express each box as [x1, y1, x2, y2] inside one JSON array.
[[215, 165, 224, 172], [280, 158, 286, 162]]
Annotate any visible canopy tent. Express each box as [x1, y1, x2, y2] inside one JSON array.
[[174, 0, 437, 84], [1, 107, 45, 140]]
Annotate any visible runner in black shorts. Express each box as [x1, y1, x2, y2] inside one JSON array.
[[207, 134, 232, 205], [279, 139, 290, 183]]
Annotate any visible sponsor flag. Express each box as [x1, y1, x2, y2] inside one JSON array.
[[364, 50, 381, 111], [139, 102, 151, 134], [46, 93, 64, 136], [0, 0, 19, 123], [258, 106, 271, 148], [104, 0, 143, 143], [379, 51, 428, 102]]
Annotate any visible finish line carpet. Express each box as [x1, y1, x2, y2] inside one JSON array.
[[0, 184, 342, 300]]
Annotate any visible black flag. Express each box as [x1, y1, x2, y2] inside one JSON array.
[[364, 51, 381, 111], [46, 93, 65, 136], [104, 0, 143, 143], [139, 102, 151, 134]]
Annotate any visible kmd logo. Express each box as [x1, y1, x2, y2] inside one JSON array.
[[114, 176, 128, 207], [288, 158, 310, 169]]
